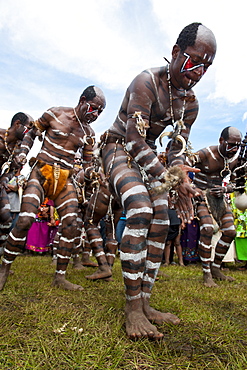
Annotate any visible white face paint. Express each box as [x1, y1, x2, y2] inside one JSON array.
[[180, 52, 206, 73]]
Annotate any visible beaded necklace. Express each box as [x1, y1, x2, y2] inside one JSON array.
[[167, 64, 186, 134], [73, 108, 90, 145], [4, 128, 19, 153], [217, 145, 238, 178]]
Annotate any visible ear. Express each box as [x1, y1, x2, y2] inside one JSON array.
[[172, 45, 180, 60], [79, 96, 86, 104], [14, 119, 22, 128], [219, 137, 224, 144]]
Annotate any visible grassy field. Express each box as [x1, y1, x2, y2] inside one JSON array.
[[0, 254, 246, 370]]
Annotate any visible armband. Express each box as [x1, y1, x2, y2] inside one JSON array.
[[34, 120, 45, 133], [19, 153, 27, 158]]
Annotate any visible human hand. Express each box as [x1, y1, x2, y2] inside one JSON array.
[[48, 218, 57, 227], [175, 182, 200, 225], [174, 165, 201, 224], [6, 184, 16, 193], [209, 186, 225, 198]]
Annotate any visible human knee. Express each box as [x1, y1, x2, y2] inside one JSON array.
[[222, 227, 236, 240], [200, 224, 214, 238], [62, 218, 78, 238], [16, 215, 34, 231]]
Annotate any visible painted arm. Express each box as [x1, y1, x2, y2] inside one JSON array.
[[17, 113, 49, 164], [125, 71, 166, 180]]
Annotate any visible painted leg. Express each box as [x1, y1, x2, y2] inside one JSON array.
[[0, 187, 12, 250], [52, 227, 60, 265], [0, 177, 42, 290], [0, 260, 12, 290], [211, 211, 236, 282], [71, 214, 86, 270], [142, 190, 180, 326], [197, 203, 218, 287], [81, 238, 98, 267], [85, 252, 112, 280], [53, 183, 84, 291], [102, 143, 164, 339], [84, 222, 112, 280]]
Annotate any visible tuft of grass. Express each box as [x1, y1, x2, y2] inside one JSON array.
[[0, 255, 246, 369]]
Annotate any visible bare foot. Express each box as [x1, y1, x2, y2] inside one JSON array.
[[72, 258, 87, 270], [203, 271, 218, 287], [82, 261, 98, 267], [52, 274, 84, 291], [81, 254, 98, 267], [157, 270, 169, 278], [211, 266, 235, 282], [125, 300, 163, 340], [0, 264, 11, 291], [142, 298, 180, 326], [85, 267, 112, 280], [103, 276, 114, 282]]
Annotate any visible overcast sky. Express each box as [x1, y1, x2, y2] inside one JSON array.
[[0, 0, 246, 160]]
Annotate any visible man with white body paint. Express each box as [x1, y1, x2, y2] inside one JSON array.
[[0, 86, 106, 291], [192, 126, 242, 287], [100, 22, 216, 340]]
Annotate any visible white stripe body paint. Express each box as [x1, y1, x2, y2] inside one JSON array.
[[60, 213, 77, 222], [120, 249, 147, 262], [121, 185, 147, 203], [123, 227, 148, 238], [122, 271, 143, 280], [19, 211, 36, 219]]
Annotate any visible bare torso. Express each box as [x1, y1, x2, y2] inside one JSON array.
[[109, 66, 199, 154], [193, 145, 238, 189], [34, 107, 95, 170]]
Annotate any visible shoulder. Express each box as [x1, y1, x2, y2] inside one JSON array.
[[186, 88, 199, 105], [196, 147, 209, 161], [129, 66, 165, 89], [199, 145, 219, 162], [46, 106, 68, 116], [42, 106, 71, 122]]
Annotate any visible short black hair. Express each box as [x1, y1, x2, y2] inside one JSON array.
[[11, 112, 29, 127], [176, 22, 202, 53], [220, 127, 230, 141], [80, 85, 96, 102]]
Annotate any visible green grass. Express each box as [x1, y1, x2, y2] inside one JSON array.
[[0, 255, 246, 369]]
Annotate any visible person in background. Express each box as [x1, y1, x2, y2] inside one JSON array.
[[25, 198, 58, 254], [0, 86, 106, 291], [192, 126, 242, 287], [230, 183, 247, 270], [0, 112, 34, 250], [180, 172, 200, 265], [163, 190, 184, 266], [5, 168, 26, 230]]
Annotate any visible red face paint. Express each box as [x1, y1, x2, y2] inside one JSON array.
[[22, 126, 29, 134], [86, 102, 103, 115], [180, 53, 206, 74]]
